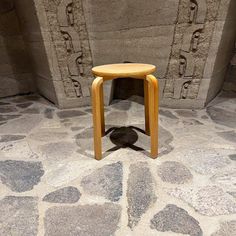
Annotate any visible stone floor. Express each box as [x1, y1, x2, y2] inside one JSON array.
[[0, 92, 236, 236]]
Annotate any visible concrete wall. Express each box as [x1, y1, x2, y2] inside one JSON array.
[[3, 0, 235, 108], [224, 47, 236, 92], [83, 0, 178, 104], [14, 0, 58, 104], [205, 0, 236, 103], [0, 0, 34, 98]]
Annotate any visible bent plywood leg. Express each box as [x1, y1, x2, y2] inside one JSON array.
[[144, 79, 150, 135], [100, 82, 105, 136], [146, 74, 159, 158], [92, 77, 104, 160]]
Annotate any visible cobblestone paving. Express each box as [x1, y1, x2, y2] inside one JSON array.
[[0, 92, 235, 236]]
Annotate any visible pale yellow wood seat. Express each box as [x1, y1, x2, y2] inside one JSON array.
[[91, 63, 159, 160], [92, 63, 156, 79]]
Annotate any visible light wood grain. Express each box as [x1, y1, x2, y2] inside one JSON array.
[[92, 63, 156, 79], [146, 74, 159, 158], [92, 76, 104, 160], [91, 64, 158, 160]]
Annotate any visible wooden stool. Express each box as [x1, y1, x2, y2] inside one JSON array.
[[91, 63, 159, 160]]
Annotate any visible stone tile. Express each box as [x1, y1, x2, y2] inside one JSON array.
[[229, 154, 236, 161], [157, 161, 193, 184], [57, 110, 87, 119], [29, 131, 68, 142], [71, 126, 84, 132], [0, 105, 18, 113], [168, 186, 236, 216], [127, 162, 157, 229], [110, 100, 132, 111], [182, 119, 204, 125], [201, 115, 209, 119], [21, 108, 40, 114], [207, 107, 236, 128], [211, 221, 236, 236], [211, 168, 236, 193], [0, 102, 10, 105], [40, 141, 76, 160], [175, 110, 197, 118], [217, 131, 236, 143], [44, 203, 121, 236], [105, 111, 129, 126], [150, 204, 202, 236], [0, 196, 38, 236], [43, 186, 81, 204], [0, 114, 21, 122], [10, 95, 40, 103], [75, 126, 114, 155], [228, 192, 236, 199], [0, 160, 44, 192], [0, 116, 42, 134], [45, 161, 82, 187], [0, 141, 38, 159], [0, 134, 25, 142], [181, 149, 231, 175], [44, 108, 54, 119], [75, 123, 173, 157], [81, 162, 123, 202], [160, 109, 178, 119], [16, 102, 33, 108], [84, 107, 109, 113]]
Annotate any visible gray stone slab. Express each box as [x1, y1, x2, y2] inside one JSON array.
[[10, 95, 40, 103], [0, 102, 10, 105], [229, 154, 236, 161], [71, 126, 84, 132], [29, 131, 68, 142], [0, 196, 38, 236], [159, 109, 178, 119], [207, 107, 236, 128], [181, 149, 231, 175], [110, 100, 132, 111], [150, 204, 202, 236], [44, 203, 121, 236], [0, 160, 44, 192], [217, 131, 236, 143], [40, 141, 76, 160], [127, 162, 157, 229], [211, 168, 236, 193], [43, 186, 81, 204], [0, 134, 25, 142], [0, 114, 21, 122], [81, 162, 123, 202], [175, 110, 198, 118], [0, 105, 18, 113], [57, 110, 87, 119], [182, 119, 204, 126], [44, 108, 54, 119], [0, 116, 42, 134], [201, 115, 209, 120], [21, 108, 40, 114], [16, 102, 33, 108], [211, 221, 236, 236], [168, 186, 236, 216], [157, 161, 193, 184]]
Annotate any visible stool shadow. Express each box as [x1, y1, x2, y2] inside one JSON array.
[[103, 126, 150, 157]]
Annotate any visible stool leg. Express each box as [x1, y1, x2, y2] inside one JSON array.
[[144, 79, 150, 135], [100, 82, 105, 137], [146, 75, 159, 158], [92, 77, 104, 160]]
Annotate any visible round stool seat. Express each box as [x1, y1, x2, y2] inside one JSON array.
[[92, 63, 156, 78]]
